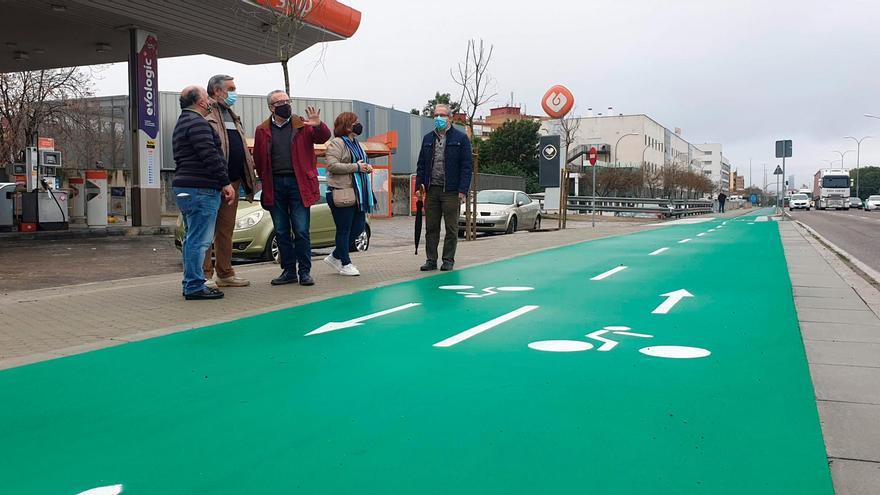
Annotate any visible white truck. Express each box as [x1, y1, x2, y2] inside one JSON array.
[[813, 168, 851, 210]]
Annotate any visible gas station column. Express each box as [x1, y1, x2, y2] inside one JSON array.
[[128, 29, 162, 226]]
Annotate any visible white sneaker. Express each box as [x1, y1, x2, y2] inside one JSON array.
[[339, 264, 360, 276], [205, 279, 218, 289], [323, 254, 343, 273]]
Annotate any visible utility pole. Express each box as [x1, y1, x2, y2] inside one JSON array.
[[845, 136, 871, 199]]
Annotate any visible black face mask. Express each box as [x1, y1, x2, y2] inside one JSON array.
[[274, 104, 292, 119], [352, 123, 363, 136]]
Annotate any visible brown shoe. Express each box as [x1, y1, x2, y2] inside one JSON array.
[[216, 276, 250, 287]]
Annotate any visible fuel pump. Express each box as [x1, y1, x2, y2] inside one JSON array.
[[20, 146, 68, 230]]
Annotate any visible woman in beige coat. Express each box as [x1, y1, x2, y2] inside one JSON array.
[[323, 112, 375, 276]]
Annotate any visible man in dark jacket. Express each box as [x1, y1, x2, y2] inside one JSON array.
[[718, 191, 728, 213], [172, 85, 235, 300], [415, 103, 473, 272], [252, 90, 331, 286]]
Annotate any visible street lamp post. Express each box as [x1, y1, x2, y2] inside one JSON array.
[[845, 136, 871, 199], [613, 132, 639, 167]]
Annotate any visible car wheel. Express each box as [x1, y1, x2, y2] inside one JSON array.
[[531, 215, 542, 231], [349, 225, 370, 252], [506, 215, 517, 235], [806, 208, 810, 211], [263, 233, 279, 263]]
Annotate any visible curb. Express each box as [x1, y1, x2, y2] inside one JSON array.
[[0, 225, 175, 241], [788, 214, 880, 286]]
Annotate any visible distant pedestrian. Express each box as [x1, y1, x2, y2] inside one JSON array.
[[203, 74, 257, 289], [323, 112, 375, 276], [252, 90, 331, 286], [415, 103, 473, 272], [718, 192, 727, 213], [171, 85, 235, 300]]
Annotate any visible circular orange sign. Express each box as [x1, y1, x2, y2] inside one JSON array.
[[541, 85, 575, 119]]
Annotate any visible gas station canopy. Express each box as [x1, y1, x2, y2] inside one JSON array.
[[0, 0, 361, 72]]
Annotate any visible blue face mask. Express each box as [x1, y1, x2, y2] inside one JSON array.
[[434, 116, 448, 131], [225, 91, 237, 106]]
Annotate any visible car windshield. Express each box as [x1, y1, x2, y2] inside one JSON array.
[[792, 194, 807, 200], [870, 196, 880, 201], [822, 176, 850, 188], [851, 197, 862, 203], [477, 191, 515, 205]]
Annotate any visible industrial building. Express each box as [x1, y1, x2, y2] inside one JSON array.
[[15, 92, 435, 217]]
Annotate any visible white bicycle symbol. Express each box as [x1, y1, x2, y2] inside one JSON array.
[[439, 285, 534, 299], [528, 326, 711, 359]]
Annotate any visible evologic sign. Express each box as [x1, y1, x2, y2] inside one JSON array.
[[137, 35, 159, 140], [541, 84, 575, 119]]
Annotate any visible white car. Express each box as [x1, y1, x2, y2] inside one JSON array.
[[459, 189, 542, 234], [789, 193, 810, 211], [865, 195, 880, 211]]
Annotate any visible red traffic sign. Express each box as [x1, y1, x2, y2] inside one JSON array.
[[541, 84, 575, 119], [588, 146, 598, 166]]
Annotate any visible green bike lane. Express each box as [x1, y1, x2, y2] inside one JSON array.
[[0, 209, 833, 494]]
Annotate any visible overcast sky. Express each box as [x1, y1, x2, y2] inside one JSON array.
[[94, 0, 880, 189]]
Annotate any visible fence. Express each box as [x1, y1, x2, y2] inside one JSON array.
[[530, 194, 714, 218]]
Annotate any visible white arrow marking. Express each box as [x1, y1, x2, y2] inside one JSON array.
[[652, 289, 694, 314], [678, 238, 692, 244], [697, 233, 706, 237], [306, 303, 421, 336], [591, 266, 627, 281], [77, 486, 123, 495], [434, 305, 539, 347], [649, 247, 669, 256]]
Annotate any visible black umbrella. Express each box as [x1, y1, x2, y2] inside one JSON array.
[[414, 184, 425, 255]]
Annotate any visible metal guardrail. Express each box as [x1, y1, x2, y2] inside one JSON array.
[[529, 194, 714, 218]]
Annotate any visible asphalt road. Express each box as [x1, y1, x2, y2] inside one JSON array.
[[789, 208, 880, 273]]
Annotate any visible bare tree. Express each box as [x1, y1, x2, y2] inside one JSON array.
[[0, 67, 96, 164], [257, 0, 330, 94], [559, 108, 581, 163], [451, 39, 497, 137]]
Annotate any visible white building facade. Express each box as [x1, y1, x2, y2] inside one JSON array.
[[694, 143, 731, 193]]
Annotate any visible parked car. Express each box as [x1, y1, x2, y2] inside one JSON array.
[[849, 197, 864, 210], [789, 193, 810, 211], [458, 189, 542, 235], [865, 195, 880, 211], [175, 177, 370, 262]]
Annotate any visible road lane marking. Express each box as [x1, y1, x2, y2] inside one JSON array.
[[434, 305, 539, 348], [697, 233, 706, 237], [306, 303, 422, 336], [640, 346, 711, 359], [678, 238, 692, 243], [77, 486, 123, 495], [652, 289, 694, 314], [590, 266, 628, 280], [649, 247, 669, 256]]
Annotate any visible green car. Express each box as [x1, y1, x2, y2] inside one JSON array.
[[175, 178, 371, 262]]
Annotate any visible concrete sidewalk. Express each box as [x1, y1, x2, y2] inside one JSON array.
[[0, 221, 651, 370], [780, 221, 880, 495]]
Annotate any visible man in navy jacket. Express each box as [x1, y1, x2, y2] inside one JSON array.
[[415, 104, 473, 272]]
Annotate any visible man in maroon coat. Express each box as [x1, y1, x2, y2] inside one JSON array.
[[252, 90, 331, 286]]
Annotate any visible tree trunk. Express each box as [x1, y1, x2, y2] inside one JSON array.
[[281, 59, 291, 95]]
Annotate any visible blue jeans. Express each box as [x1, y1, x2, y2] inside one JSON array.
[[174, 187, 221, 295], [327, 190, 366, 266], [270, 175, 311, 275]]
